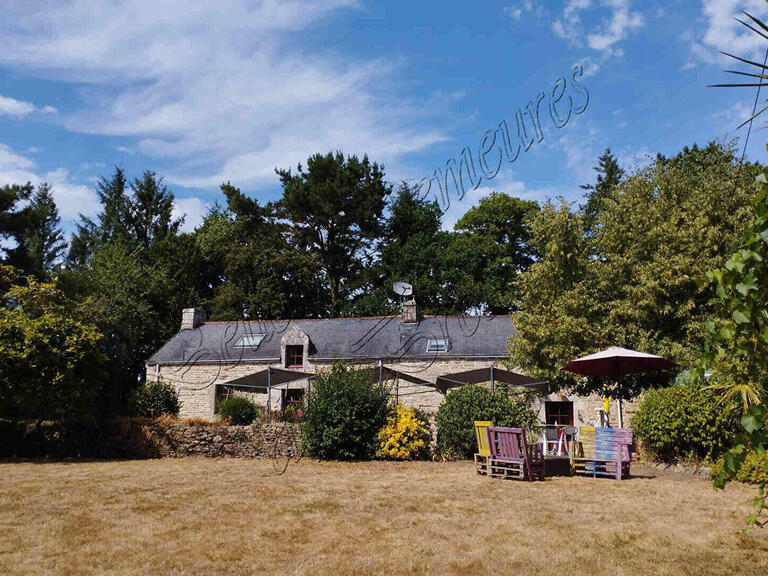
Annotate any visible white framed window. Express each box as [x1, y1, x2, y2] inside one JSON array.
[[234, 333, 265, 348], [426, 338, 447, 352]]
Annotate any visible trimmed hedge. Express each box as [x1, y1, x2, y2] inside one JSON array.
[[217, 396, 260, 425], [302, 365, 390, 460], [130, 381, 180, 418], [436, 385, 538, 459], [632, 384, 736, 463]]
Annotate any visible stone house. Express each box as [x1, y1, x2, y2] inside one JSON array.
[[146, 300, 635, 426]]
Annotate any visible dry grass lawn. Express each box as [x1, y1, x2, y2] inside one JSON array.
[[1, 458, 767, 575]]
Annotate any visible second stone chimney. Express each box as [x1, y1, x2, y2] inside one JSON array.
[[181, 308, 206, 331], [401, 298, 418, 324]]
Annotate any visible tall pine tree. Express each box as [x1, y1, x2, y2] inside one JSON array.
[[580, 148, 624, 237], [130, 170, 183, 245], [25, 183, 66, 277], [277, 152, 390, 316], [68, 167, 131, 266]]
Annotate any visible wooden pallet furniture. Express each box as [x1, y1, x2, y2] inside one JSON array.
[[487, 426, 545, 481], [473, 420, 493, 474], [570, 427, 633, 480]]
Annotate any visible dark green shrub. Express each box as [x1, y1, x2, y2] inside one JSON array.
[[436, 385, 538, 459], [633, 383, 736, 463], [302, 365, 391, 460], [130, 381, 180, 418], [217, 396, 260, 425]]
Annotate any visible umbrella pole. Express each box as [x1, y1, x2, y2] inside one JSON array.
[[617, 397, 623, 428]]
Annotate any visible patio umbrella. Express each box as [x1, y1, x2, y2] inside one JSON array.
[[561, 346, 675, 427]]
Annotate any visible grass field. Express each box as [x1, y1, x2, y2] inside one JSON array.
[[1, 458, 767, 575]]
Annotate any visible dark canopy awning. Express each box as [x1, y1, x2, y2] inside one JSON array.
[[219, 367, 313, 390], [435, 367, 548, 394], [375, 366, 433, 386]]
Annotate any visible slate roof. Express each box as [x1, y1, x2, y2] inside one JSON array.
[[147, 315, 516, 365]]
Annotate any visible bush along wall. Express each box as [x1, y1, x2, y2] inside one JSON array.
[[301, 364, 391, 461], [436, 385, 538, 459], [632, 383, 736, 463]]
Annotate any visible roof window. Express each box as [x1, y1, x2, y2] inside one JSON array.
[[234, 333, 265, 348], [426, 338, 447, 353]]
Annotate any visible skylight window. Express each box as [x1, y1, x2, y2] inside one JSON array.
[[426, 338, 447, 353], [234, 333, 265, 348]]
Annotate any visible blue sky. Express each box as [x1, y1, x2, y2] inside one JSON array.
[[0, 0, 766, 235]]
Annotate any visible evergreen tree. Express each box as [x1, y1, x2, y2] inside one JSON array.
[[197, 183, 327, 320], [0, 182, 34, 271], [277, 152, 391, 316], [351, 183, 446, 315], [130, 170, 183, 245], [580, 148, 624, 236], [68, 167, 131, 266], [25, 183, 66, 277]]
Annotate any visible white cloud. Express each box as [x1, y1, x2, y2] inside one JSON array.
[[172, 196, 209, 233], [710, 100, 754, 135], [0, 143, 97, 220], [692, 0, 768, 66], [0, 1, 450, 190], [502, 1, 548, 21], [578, 57, 600, 77], [503, 6, 523, 20], [552, 123, 601, 185], [553, 0, 643, 59], [585, 0, 644, 57], [0, 94, 56, 117]]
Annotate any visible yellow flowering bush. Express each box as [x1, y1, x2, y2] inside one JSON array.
[[377, 405, 432, 460]]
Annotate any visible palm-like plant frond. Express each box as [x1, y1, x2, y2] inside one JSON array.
[[709, 9, 768, 128]]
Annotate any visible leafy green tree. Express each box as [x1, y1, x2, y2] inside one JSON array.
[[698, 169, 768, 410], [277, 152, 391, 316], [510, 142, 759, 398], [0, 265, 104, 420], [83, 241, 173, 413], [449, 193, 539, 314]]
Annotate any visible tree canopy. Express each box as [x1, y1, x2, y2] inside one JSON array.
[[509, 142, 760, 398]]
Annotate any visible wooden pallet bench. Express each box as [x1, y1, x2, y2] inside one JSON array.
[[473, 420, 493, 474], [570, 427, 632, 480], [487, 426, 545, 481]]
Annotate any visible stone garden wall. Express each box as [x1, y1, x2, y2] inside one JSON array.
[[114, 419, 300, 459], [0, 418, 300, 460]]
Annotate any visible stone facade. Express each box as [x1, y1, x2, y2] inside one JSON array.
[[146, 357, 637, 427], [147, 357, 506, 419]]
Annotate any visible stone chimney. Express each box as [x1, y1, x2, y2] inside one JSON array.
[[401, 298, 418, 324], [181, 308, 206, 331]]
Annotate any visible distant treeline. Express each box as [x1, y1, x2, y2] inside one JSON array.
[[0, 143, 761, 418]]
